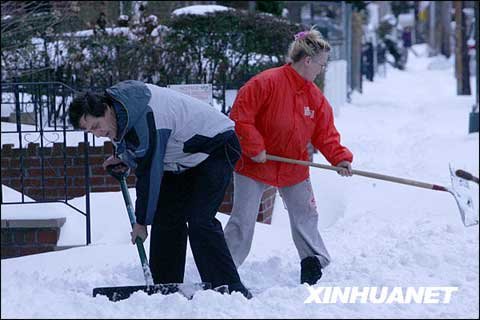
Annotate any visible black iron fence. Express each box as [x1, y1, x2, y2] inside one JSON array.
[[1, 81, 92, 245]]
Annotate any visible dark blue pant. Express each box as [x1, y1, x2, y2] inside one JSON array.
[[149, 133, 244, 289]]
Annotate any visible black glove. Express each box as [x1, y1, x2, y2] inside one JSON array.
[[106, 162, 130, 180]]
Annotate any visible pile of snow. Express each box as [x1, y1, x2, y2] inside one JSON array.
[[63, 27, 131, 38], [427, 55, 454, 70], [1, 44, 478, 318], [172, 5, 233, 16]]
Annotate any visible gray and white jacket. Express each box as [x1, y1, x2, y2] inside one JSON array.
[[106, 80, 234, 225]]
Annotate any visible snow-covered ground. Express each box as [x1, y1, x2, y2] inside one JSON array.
[[1, 44, 478, 318]]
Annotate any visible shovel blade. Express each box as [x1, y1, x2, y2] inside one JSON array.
[[93, 282, 211, 302], [449, 164, 479, 227]]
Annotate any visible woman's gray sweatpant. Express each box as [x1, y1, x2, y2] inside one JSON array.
[[224, 172, 331, 268]]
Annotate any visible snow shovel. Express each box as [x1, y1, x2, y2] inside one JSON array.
[[92, 163, 211, 302], [266, 154, 478, 227]]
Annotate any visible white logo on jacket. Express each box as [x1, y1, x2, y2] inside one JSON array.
[[304, 106, 315, 119]]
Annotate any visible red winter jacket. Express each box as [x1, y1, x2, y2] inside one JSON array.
[[230, 63, 353, 187]]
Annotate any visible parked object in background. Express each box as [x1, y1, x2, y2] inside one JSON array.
[[362, 41, 374, 81], [469, 104, 479, 133]]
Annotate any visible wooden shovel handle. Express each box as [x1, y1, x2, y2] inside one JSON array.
[[266, 154, 448, 192]]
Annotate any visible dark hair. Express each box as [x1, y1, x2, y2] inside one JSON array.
[[68, 92, 112, 129]]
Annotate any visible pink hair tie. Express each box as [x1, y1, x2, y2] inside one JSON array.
[[294, 31, 308, 40]]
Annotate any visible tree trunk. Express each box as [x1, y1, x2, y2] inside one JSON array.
[[439, 1, 451, 57], [455, 1, 471, 95], [428, 1, 437, 56], [351, 11, 363, 93], [476, 1, 479, 106], [433, 1, 443, 55]]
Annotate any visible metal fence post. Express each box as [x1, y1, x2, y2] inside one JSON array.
[[83, 132, 92, 245]]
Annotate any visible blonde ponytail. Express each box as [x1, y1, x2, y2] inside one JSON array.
[[287, 27, 331, 63]]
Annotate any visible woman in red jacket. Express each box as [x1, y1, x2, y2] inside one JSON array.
[[224, 28, 354, 285]]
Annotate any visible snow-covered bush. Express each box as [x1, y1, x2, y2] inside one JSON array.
[[2, 8, 302, 106], [165, 9, 302, 103]]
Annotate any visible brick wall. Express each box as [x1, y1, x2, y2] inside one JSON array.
[[219, 179, 276, 224], [1, 142, 136, 201], [1, 141, 275, 223], [1, 218, 66, 259]]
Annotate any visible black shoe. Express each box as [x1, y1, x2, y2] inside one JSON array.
[[228, 282, 253, 299], [300, 256, 323, 285]]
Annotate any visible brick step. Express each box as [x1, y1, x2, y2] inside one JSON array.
[[1, 218, 66, 259]]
